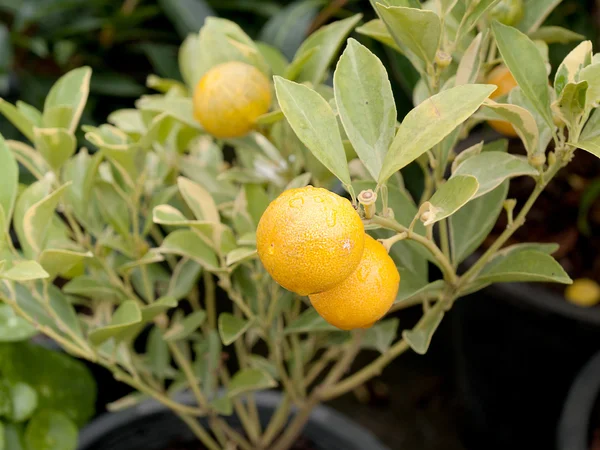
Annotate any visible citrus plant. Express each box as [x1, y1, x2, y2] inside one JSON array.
[[0, 1, 596, 448]]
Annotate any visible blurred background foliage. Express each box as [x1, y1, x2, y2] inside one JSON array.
[[0, 0, 598, 142]]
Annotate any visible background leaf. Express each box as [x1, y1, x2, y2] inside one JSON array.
[[379, 84, 495, 184], [478, 249, 572, 284], [517, 0, 562, 34], [24, 409, 77, 450], [88, 301, 142, 346], [361, 318, 399, 354], [334, 38, 396, 181], [0, 135, 18, 231], [0, 304, 37, 342], [43, 67, 91, 133], [218, 313, 251, 345], [226, 368, 277, 398], [402, 301, 444, 355], [275, 77, 351, 187]]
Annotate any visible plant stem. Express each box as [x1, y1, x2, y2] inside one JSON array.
[[439, 219, 451, 261], [261, 394, 291, 447], [168, 342, 209, 410], [369, 215, 458, 285], [175, 411, 221, 450], [204, 272, 217, 329], [321, 339, 410, 401]]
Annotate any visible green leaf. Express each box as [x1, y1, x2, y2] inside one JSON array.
[[379, 84, 495, 184], [88, 301, 143, 346], [334, 38, 396, 181], [0, 100, 35, 142], [517, 0, 562, 34], [210, 395, 233, 416], [0, 422, 4, 450], [361, 318, 399, 354], [159, 230, 219, 271], [46, 284, 83, 340], [290, 14, 362, 85], [274, 77, 351, 187], [197, 330, 221, 396], [456, 30, 487, 86], [24, 409, 77, 450], [157, 0, 214, 38], [285, 173, 312, 190], [177, 177, 219, 223], [38, 249, 92, 280], [141, 296, 178, 322], [9, 382, 37, 423], [509, 87, 553, 155], [0, 135, 18, 230], [478, 249, 571, 284], [452, 151, 537, 197], [226, 248, 257, 267], [1, 261, 48, 281], [402, 300, 444, 355], [21, 182, 71, 256], [63, 276, 127, 303], [32, 128, 76, 172], [451, 141, 483, 174], [479, 99, 539, 156], [375, 5, 440, 72], [553, 81, 588, 129], [285, 308, 337, 334], [492, 21, 553, 129], [421, 175, 479, 226], [227, 368, 277, 398], [529, 26, 585, 44], [355, 19, 401, 53], [218, 313, 251, 345], [450, 181, 509, 264], [462, 0, 501, 35], [256, 42, 288, 77], [16, 102, 42, 127], [248, 355, 279, 381], [43, 66, 91, 133], [164, 310, 206, 341], [0, 383, 11, 419], [94, 182, 131, 239], [0, 342, 96, 426], [395, 280, 445, 307], [578, 63, 600, 113], [0, 304, 36, 342], [147, 327, 170, 382], [167, 259, 203, 301], [136, 96, 199, 129], [4, 423, 24, 450], [554, 40, 592, 98]]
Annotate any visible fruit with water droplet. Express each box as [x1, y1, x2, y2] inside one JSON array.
[[309, 235, 400, 330], [193, 61, 272, 138], [256, 186, 365, 295]]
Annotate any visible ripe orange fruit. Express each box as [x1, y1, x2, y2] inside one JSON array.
[[486, 65, 519, 137], [309, 235, 400, 330], [565, 278, 600, 307], [256, 186, 365, 296], [193, 61, 271, 138]]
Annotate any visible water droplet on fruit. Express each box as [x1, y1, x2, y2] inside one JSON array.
[[268, 242, 275, 255], [289, 197, 304, 208], [326, 210, 337, 227], [314, 196, 324, 203]]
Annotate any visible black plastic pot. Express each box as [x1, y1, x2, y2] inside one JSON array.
[[557, 348, 600, 450], [452, 282, 600, 450], [78, 390, 390, 450]]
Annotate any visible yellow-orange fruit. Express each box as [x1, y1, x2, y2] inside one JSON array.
[[565, 278, 600, 307], [309, 235, 400, 330], [193, 61, 271, 138], [256, 186, 365, 296], [487, 65, 519, 137]]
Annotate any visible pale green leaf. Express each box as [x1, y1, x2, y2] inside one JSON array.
[[480, 99, 539, 155], [226, 248, 257, 266], [553, 81, 588, 129], [517, 0, 562, 34], [456, 30, 487, 86], [509, 86, 554, 155], [285, 173, 312, 190], [177, 177, 219, 223], [492, 21, 553, 129], [39, 249, 92, 280], [274, 77, 350, 187], [0, 304, 37, 342], [32, 128, 76, 171], [147, 327, 170, 382], [478, 249, 571, 284], [529, 26, 585, 44], [164, 310, 206, 341], [379, 84, 495, 184], [167, 258, 203, 301], [452, 151, 537, 197], [1, 261, 48, 281], [63, 276, 127, 303], [450, 181, 509, 264], [159, 230, 220, 271], [227, 368, 277, 398], [334, 38, 396, 180], [422, 175, 479, 226], [0, 99, 35, 142], [402, 300, 444, 355], [285, 309, 337, 334], [16, 102, 40, 127], [9, 382, 37, 422], [355, 19, 401, 52], [0, 135, 18, 231], [218, 313, 251, 345], [376, 5, 441, 72], [24, 409, 77, 450], [554, 40, 592, 97], [394, 280, 445, 307], [94, 182, 130, 239], [573, 135, 600, 159], [462, 0, 501, 35], [578, 63, 600, 112], [88, 301, 142, 346], [362, 318, 399, 354], [43, 66, 91, 133], [451, 141, 483, 174], [290, 14, 362, 85]]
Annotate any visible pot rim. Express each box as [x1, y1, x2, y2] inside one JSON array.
[[77, 390, 390, 450], [557, 349, 600, 450]]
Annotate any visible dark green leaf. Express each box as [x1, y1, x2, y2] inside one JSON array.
[[284, 309, 337, 334], [402, 300, 445, 355], [362, 318, 399, 354], [24, 409, 77, 450], [218, 313, 251, 345], [478, 249, 571, 284]]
